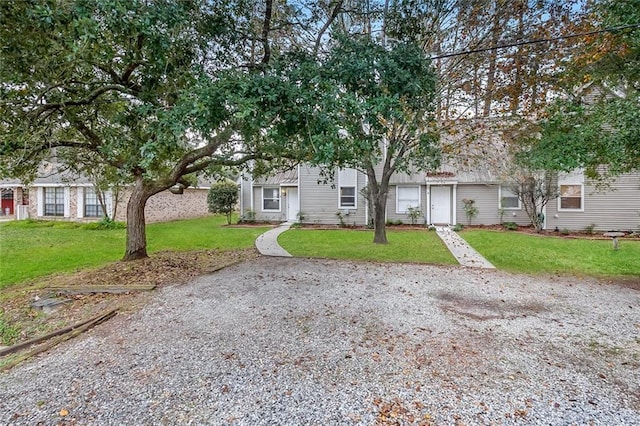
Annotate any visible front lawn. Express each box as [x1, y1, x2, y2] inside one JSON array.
[[278, 228, 457, 265], [0, 216, 269, 289], [460, 230, 640, 277]]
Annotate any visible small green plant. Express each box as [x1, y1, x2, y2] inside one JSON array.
[[462, 199, 478, 225], [240, 209, 256, 223], [452, 223, 464, 232], [561, 228, 570, 235], [407, 207, 421, 225], [336, 211, 346, 227], [0, 312, 20, 346], [584, 223, 596, 235], [498, 206, 506, 224], [85, 216, 125, 230], [503, 221, 518, 231]]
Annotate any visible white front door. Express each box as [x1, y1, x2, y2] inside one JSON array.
[[430, 186, 451, 224], [287, 188, 299, 222]]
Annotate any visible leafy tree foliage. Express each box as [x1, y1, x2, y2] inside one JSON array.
[[0, 0, 310, 260], [523, 0, 640, 178], [207, 181, 239, 225], [314, 35, 440, 244]]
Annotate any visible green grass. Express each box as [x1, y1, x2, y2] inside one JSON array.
[[0, 216, 269, 289], [278, 228, 457, 265], [461, 230, 640, 277]]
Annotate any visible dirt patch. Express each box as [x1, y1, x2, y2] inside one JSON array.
[[436, 291, 547, 321], [0, 248, 260, 347]]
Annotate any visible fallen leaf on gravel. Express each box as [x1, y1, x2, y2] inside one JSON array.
[[59, 409, 69, 416]]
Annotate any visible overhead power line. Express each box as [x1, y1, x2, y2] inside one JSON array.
[[432, 23, 640, 59]]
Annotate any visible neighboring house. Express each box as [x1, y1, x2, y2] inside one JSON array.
[[0, 166, 211, 223], [240, 164, 640, 232]]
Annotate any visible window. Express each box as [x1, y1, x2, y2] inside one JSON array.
[[559, 185, 583, 209], [397, 186, 420, 213], [558, 171, 584, 211], [44, 187, 64, 216], [499, 186, 521, 209], [338, 168, 357, 208], [84, 188, 104, 217], [262, 188, 280, 211]]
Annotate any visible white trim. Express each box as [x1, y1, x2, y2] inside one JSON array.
[[426, 184, 431, 224], [37, 187, 44, 217], [105, 191, 113, 218], [499, 185, 522, 210], [262, 187, 281, 212], [452, 184, 457, 225], [63, 187, 70, 217], [395, 185, 421, 214], [557, 183, 584, 212], [557, 170, 585, 212], [338, 168, 357, 209], [77, 187, 85, 218]]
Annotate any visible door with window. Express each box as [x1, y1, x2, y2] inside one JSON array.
[[430, 186, 451, 224]]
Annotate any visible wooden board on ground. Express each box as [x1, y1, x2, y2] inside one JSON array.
[[48, 284, 156, 294]]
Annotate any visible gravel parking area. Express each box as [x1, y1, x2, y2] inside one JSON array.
[[1, 257, 639, 425]]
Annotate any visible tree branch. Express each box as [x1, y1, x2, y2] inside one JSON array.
[[314, 1, 344, 55], [31, 84, 133, 118], [261, 0, 273, 65]]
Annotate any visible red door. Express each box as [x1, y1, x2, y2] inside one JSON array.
[[1, 190, 14, 215]]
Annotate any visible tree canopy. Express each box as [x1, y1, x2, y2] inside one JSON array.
[[315, 35, 440, 243], [0, 0, 318, 259], [521, 0, 640, 179]]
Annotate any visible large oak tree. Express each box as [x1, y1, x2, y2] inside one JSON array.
[[0, 0, 324, 260]]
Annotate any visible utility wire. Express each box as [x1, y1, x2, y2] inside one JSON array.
[[432, 23, 640, 59]]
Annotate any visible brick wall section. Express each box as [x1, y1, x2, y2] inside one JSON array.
[[114, 187, 209, 223], [22, 186, 209, 223]]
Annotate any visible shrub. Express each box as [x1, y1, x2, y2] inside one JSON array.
[[452, 223, 464, 232], [240, 209, 256, 223], [407, 206, 421, 225], [584, 223, 596, 235], [207, 180, 239, 225], [462, 199, 478, 225], [503, 222, 518, 231], [85, 217, 125, 230]]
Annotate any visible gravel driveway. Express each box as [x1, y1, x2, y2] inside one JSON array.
[[1, 257, 639, 425]]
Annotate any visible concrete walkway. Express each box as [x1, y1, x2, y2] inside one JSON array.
[[255, 222, 495, 269], [255, 222, 293, 257], [434, 226, 495, 269]]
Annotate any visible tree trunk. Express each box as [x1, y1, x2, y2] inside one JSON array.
[[372, 194, 388, 244], [123, 176, 153, 261]]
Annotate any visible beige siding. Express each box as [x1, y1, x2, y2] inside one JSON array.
[[455, 184, 531, 226], [547, 172, 640, 232]]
